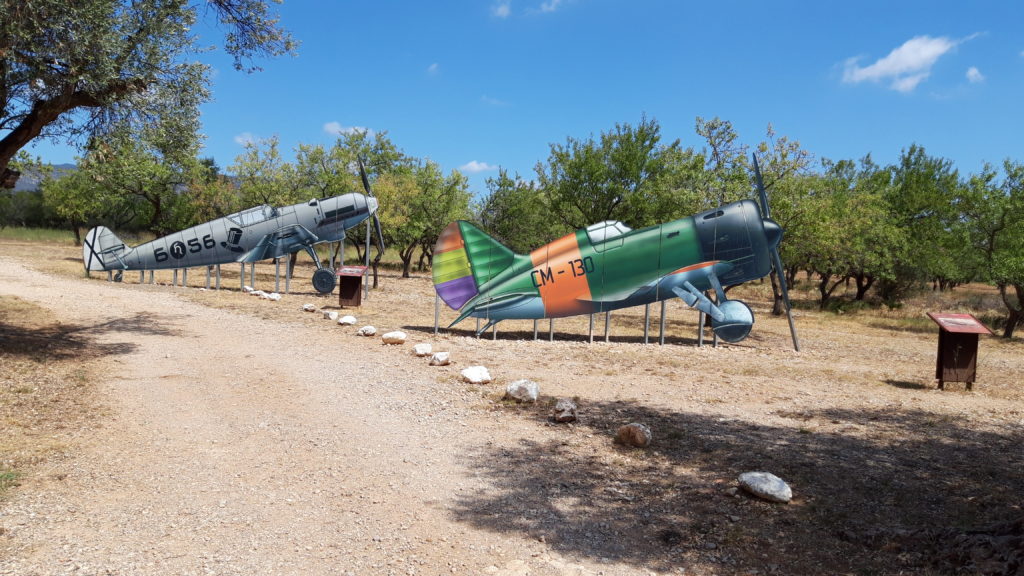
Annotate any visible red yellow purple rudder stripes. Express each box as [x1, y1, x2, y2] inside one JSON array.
[[432, 221, 516, 310]]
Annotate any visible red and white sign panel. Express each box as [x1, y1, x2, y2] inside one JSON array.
[[926, 312, 992, 335]]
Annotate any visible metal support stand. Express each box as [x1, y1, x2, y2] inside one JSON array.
[[275, 259, 281, 293], [149, 270, 154, 284], [363, 218, 371, 301], [492, 324, 497, 340], [533, 319, 538, 341], [589, 314, 595, 343], [215, 265, 220, 290], [106, 271, 112, 282], [173, 269, 178, 286], [285, 259, 291, 294], [182, 268, 188, 287], [659, 300, 667, 345], [698, 311, 705, 347], [434, 294, 440, 335], [240, 263, 244, 290], [643, 304, 650, 344], [549, 319, 554, 342], [249, 262, 255, 289], [475, 317, 481, 338], [140, 271, 144, 283], [604, 311, 611, 343], [205, 266, 211, 289]]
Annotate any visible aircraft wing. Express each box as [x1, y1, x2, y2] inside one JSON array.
[[239, 225, 322, 263], [576, 262, 729, 306]]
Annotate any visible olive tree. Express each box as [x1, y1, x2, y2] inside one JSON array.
[[0, 0, 295, 188]]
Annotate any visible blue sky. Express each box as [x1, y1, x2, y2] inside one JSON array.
[[31, 1, 1024, 195]]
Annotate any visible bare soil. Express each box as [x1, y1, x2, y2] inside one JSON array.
[[1, 240, 1022, 575]]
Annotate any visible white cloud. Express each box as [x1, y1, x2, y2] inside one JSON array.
[[481, 95, 509, 106], [427, 62, 440, 75], [233, 132, 257, 146], [493, 1, 510, 18], [966, 66, 985, 83], [323, 122, 372, 137], [539, 0, 563, 12], [842, 35, 972, 92], [459, 160, 498, 174]]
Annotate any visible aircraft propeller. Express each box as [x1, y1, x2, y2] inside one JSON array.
[[357, 158, 387, 266], [752, 154, 801, 351]]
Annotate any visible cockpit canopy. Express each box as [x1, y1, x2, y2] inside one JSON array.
[[585, 220, 632, 244], [227, 205, 277, 227]]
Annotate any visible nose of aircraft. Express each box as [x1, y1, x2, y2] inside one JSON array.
[[763, 217, 783, 249]]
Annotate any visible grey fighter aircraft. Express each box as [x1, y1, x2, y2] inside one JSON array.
[[83, 181, 383, 294]]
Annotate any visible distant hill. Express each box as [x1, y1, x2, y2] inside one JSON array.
[[13, 164, 77, 192]]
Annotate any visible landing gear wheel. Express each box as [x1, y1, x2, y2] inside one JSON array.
[[711, 300, 754, 343], [113, 271, 123, 282], [312, 268, 337, 294]]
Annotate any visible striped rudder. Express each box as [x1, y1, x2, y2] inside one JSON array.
[[432, 221, 515, 310]]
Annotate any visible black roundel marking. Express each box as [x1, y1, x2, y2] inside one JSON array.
[[170, 241, 187, 259]]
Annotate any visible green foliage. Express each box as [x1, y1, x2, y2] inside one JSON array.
[[229, 136, 301, 207], [374, 160, 471, 277], [963, 160, 1024, 337], [536, 115, 681, 229], [882, 144, 969, 295], [694, 116, 750, 208], [478, 169, 568, 253], [0, 0, 294, 187]]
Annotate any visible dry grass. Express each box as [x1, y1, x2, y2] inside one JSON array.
[[0, 294, 104, 499]]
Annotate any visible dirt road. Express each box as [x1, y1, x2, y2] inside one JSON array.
[[0, 257, 608, 576]]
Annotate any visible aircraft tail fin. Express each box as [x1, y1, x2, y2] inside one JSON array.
[[82, 226, 128, 272], [432, 221, 516, 310]]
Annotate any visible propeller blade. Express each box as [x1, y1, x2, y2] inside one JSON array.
[[753, 153, 771, 219], [357, 158, 387, 262], [753, 153, 801, 351]]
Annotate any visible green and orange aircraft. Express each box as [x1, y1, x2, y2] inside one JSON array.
[[432, 157, 799, 346]]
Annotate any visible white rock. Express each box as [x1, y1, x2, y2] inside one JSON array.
[[357, 325, 377, 337], [338, 315, 357, 326], [553, 399, 578, 423], [381, 331, 407, 345], [265, 292, 282, 301], [616, 422, 652, 448], [243, 285, 254, 293], [251, 289, 266, 297], [505, 379, 539, 403], [412, 343, 433, 357], [323, 310, 339, 321], [461, 366, 492, 384], [302, 303, 316, 312], [429, 352, 451, 366], [738, 471, 792, 503]]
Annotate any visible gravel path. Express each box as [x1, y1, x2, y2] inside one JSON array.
[[0, 257, 614, 576]]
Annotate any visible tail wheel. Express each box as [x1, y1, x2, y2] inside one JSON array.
[[312, 268, 336, 294], [712, 300, 753, 343]]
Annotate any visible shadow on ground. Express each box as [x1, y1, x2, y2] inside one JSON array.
[[0, 312, 180, 360], [450, 399, 1024, 574]]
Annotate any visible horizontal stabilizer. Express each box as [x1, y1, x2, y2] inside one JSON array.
[[82, 226, 129, 272]]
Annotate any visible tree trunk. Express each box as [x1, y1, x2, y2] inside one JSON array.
[[854, 273, 875, 301], [818, 273, 831, 310], [770, 271, 783, 316], [71, 222, 82, 246], [1000, 283, 1023, 339], [399, 242, 417, 279]]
